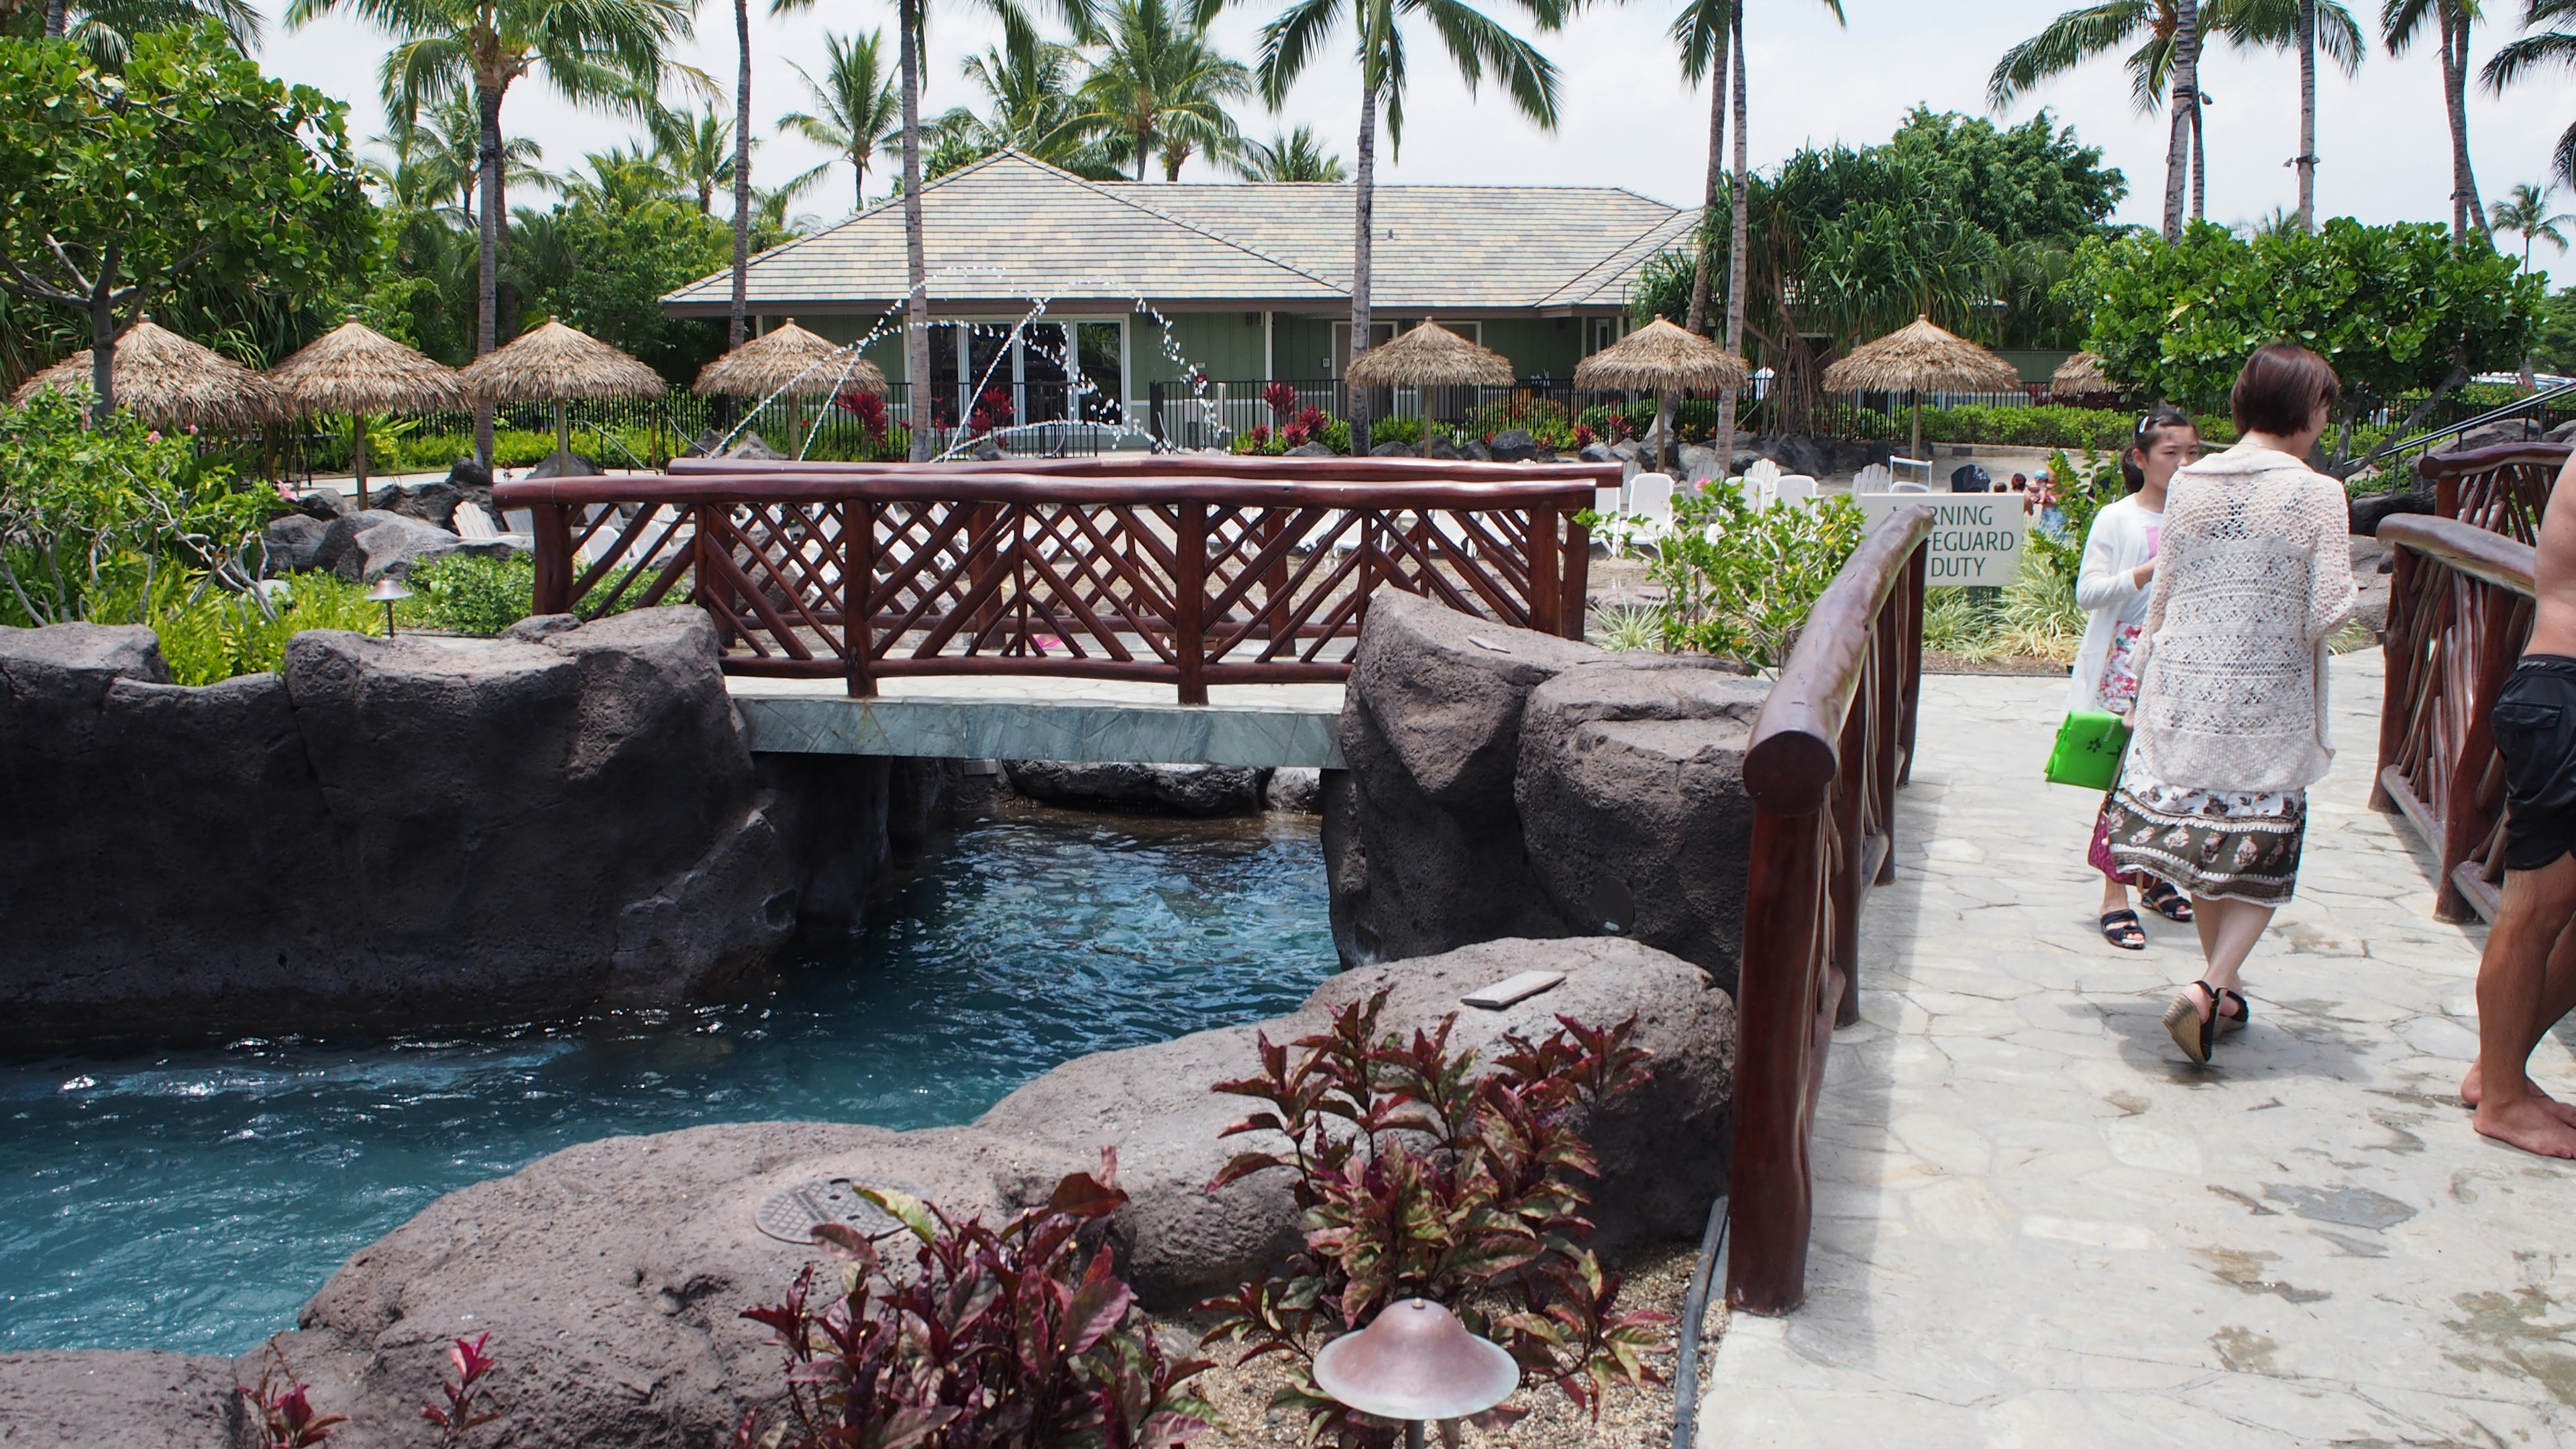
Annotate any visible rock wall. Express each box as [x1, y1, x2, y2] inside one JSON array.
[[1325, 588, 1770, 990], [0, 610, 945, 1040], [0, 934, 1729, 1449]]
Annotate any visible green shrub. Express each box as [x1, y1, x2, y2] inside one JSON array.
[[1590, 482, 1867, 674], [1362, 414, 1424, 447], [407, 552, 536, 636], [83, 566, 385, 684]]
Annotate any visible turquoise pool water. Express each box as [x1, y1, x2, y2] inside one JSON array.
[[0, 813, 1334, 1356]]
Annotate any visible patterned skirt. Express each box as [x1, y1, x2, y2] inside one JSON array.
[[2102, 777, 2307, 906]]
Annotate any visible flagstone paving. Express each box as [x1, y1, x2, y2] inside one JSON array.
[[1700, 648, 2576, 1447]]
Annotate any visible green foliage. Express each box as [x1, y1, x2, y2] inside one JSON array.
[[2063, 219, 2542, 427], [506, 196, 731, 385], [2535, 286, 2576, 376], [1359, 413, 1423, 447], [0, 388, 272, 626], [1631, 486, 1868, 674], [1880, 105, 2126, 253], [111, 567, 385, 684], [1464, 394, 1576, 448], [0, 28, 373, 405], [1590, 603, 1659, 651], [407, 552, 535, 635], [2029, 447, 2125, 592]]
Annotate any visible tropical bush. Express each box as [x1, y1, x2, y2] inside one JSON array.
[[1196, 989, 1662, 1444], [406, 553, 537, 637], [1598, 484, 1867, 674], [738, 1158, 1214, 1449], [1847, 403, 2239, 452], [1464, 394, 1577, 449]]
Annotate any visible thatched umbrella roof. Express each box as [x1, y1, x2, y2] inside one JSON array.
[[461, 317, 667, 405], [266, 318, 465, 416], [10, 316, 283, 428], [1574, 319, 1750, 393], [1344, 322, 1514, 388], [695, 319, 886, 398], [1821, 315, 2023, 396], [2049, 350, 2112, 399]]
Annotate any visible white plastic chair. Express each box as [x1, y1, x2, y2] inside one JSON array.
[[453, 502, 503, 541], [1628, 472, 1676, 544], [1743, 458, 1782, 492], [1849, 464, 1892, 495], [1888, 480, 1933, 494], [1889, 455, 1934, 486], [1775, 475, 1817, 508]]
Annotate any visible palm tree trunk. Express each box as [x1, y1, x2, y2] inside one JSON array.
[[88, 278, 115, 419], [44, 0, 64, 36], [2442, 3, 2484, 241], [900, 0, 932, 460], [1348, 78, 1379, 453], [1715, 13, 1749, 470], [1137, 124, 1150, 181], [476, 83, 504, 470], [2190, 91, 2206, 223], [730, 0, 753, 352], [854, 153, 867, 213], [2296, 0, 2316, 229], [2161, 0, 2198, 239], [1669, 13, 1729, 471]]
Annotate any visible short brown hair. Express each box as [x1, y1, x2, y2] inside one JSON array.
[[2231, 343, 2340, 436]]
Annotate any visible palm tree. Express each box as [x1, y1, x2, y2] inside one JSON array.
[[945, 28, 1122, 173], [2224, 0, 2365, 229], [779, 30, 902, 211], [2384, 0, 2489, 241], [1076, 0, 1250, 180], [1254, 0, 1566, 447], [650, 104, 737, 212], [1669, 0, 1732, 337], [44, 0, 261, 66], [372, 94, 551, 222], [561, 144, 680, 207], [1233, 125, 1346, 180], [289, 0, 704, 468], [2489, 180, 2574, 269], [2482, 0, 2576, 192], [1715, 0, 1843, 466]]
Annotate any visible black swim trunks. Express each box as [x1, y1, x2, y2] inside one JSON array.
[[2493, 653, 2576, 871]]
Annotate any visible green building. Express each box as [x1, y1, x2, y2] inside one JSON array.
[[661, 150, 1694, 433]]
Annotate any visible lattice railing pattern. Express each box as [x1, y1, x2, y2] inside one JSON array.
[[2420, 442, 2571, 543]]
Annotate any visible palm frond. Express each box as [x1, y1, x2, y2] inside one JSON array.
[[1986, 0, 2151, 109]]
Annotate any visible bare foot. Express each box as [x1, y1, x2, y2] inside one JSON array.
[[2475, 1094, 2576, 1158], [2459, 1060, 2576, 1126]]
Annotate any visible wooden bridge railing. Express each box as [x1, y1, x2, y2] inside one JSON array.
[[2374, 514, 2539, 924], [1728, 504, 1931, 1315], [490, 455, 1607, 704], [2418, 441, 2571, 543]]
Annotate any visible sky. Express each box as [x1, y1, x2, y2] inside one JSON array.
[[250, 0, 2576, 289]]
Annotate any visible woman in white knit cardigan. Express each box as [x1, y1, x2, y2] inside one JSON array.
[[2103, 344, 2357, 1065]]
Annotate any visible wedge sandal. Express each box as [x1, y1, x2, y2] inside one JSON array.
[[2163, 981, 2222, 1065]]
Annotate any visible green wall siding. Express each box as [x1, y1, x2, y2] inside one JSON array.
[[1138, 311, 1269, 385], [1478, 319, 1584, 381]]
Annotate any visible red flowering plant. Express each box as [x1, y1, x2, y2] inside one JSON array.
[[240, 1347, 347, 1448], [1195, 990, 1663, 1446], [421, 1333, 503, 1446], [739, 1153, 1214, 1449], [964, 388, 1015, 439], [1263, 381, 1300, 420]]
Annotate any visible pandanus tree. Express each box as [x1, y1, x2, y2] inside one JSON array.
[[2481, 0, 2576, 193], [1075, 0, 1250, 179], [2383, 0, 2489, 241], [1253, 0, 1566, 448], [778, 30, 901, 211], [289, 0, 704, 467]]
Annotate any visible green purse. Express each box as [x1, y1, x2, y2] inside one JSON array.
[[2046, 710, 2132, 790]]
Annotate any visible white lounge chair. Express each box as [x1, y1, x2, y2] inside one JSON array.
[[453, 502, 503, 541], [1628, 472, 1676, 544], [1889, 455, 1935, 486], [1775, 475, 1817, 508], [1849, 464, 1893, 495]]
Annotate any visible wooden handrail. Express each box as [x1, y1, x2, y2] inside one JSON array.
[[1728, 504, 1933, 1316], [494, 458, 1597, 704], [2416, 442, 2569, 545], [2374, 512, 2538, 923]]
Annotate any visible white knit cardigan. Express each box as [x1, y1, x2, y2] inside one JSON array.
[[2125, 444, 2357, 794]]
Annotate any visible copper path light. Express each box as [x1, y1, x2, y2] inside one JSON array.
[[1311, 1298, 1520, 1449]]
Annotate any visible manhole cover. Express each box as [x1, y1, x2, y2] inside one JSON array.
[[755, 1177, 920, 1245]]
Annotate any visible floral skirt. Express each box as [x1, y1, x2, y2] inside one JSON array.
[[2103, 778, 2307, 906]]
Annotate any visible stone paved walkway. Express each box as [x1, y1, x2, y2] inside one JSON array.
[[1700, 648, 2576, 1446]]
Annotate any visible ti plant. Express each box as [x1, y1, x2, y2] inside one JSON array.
[[738, 1153, 1215, 1449], [1195, 989, 1664, 1446], [239, 1346, 347, 1449], [421, 1333, 504, 1446]]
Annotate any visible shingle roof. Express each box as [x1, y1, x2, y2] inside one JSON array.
[[663, 151, 1692, 317]]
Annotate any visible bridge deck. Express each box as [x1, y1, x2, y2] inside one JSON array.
[[1701, 648, 2576, 1446], [727, 674, 1346, 767]]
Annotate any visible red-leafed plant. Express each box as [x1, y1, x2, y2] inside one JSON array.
[[421, 1333, 503, 1446], [1196, 990, 1663, 1446], [241, 1346, 347, 1448], [837, 390, 890, 438], [1263, 381, 1300, 420], [738, 1153, 1214, 1449]]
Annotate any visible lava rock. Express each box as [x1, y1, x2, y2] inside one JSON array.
[[1424, 432, 1464, 461], [292, 489, 352, 521], [262, 513, 330, 573], [525, 451, 604, 478], [2442, 420, 2546, 453], [1677, 443, 1721, 482], [2550, 418, 2576, 443], [254, 1122, 1083, 1449], [500, 612, 583, 643], [311, 509, 515, 582], [1464, 439, 1493, 462], [979, 934, 1736, 1308], [0, 609, 894, 1039], [1264, 765, 1322, 813], [1487, 428, 1540, 463], [1578, 441, 1617, 464], [969, 437, 1005, 462], [1326, 588, 1599, 965], [366, 480, 462, 531], [0, 1350, 241, 1448], [1285, 441, 1336, 458], [1005, 760, 1269, 816], [2351, 488, 2435, 537], [444, 455, 494, 490], [1515, 658, 1768, 990], [1368, 440, 1415, 457]]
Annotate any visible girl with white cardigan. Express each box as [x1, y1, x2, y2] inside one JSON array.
[[2104, 345, 2357, 1065], [2074, 409, 2200, 949]]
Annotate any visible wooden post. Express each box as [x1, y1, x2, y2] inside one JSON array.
[[1562, 508, 1591, 639], [2371, 541, 2418, 812], [2437, 581, 2520, 922], [1528, 504, 1561, 635], [531, 504, 573, 615], [1177, 500, 1207, 705], [1896, 549, 1927, 787], [1872, 585, 1903, 885], [1729, 804, 1827, 1316], [845, 498, 875, 698]]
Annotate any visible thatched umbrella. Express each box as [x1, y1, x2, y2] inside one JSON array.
[[1575, 319, 1751, 469], [1344, 322, 1515, 388], [461, 317, 667, 475], [11, 315, 282, 430], [268, 317, 465, 494], [2049, 350, 2112, 400], [1822, 315, 2025, 463], [694, 319, 885, 456]]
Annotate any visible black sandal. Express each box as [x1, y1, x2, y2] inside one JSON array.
[[2213, 985, 2250, 1037], [2140, 879, 2194, 923], [2162, 981, 2224, 1065], [2100, 909, 2147, 951]]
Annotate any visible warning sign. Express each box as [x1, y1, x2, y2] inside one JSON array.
[[1856, 493, 2027, 588]]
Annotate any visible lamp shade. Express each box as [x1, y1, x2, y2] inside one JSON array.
[[1311, 1299, 1519, 1421]]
